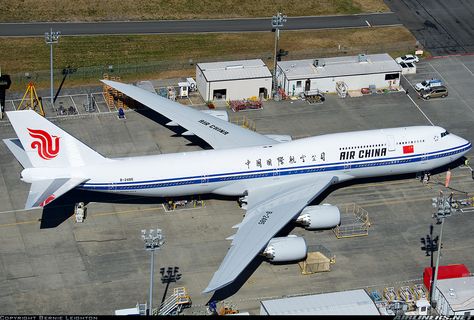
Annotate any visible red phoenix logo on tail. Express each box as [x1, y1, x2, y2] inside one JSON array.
[[27, 128, 60, 160]]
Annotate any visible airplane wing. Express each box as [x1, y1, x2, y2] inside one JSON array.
[[203, 174, 339, 293], [101, 80, 276, 149]]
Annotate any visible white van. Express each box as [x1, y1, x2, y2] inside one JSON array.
[[415, 79, 442, 91]]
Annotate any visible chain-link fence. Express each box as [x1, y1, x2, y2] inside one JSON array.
[[9, 40, 418, 88]]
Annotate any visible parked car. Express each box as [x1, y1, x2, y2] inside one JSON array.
[[415, 79, 443, 91], [420, 86, 448, 100], [395, 54, 419, 64]]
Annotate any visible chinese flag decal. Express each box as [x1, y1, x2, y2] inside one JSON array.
[[403, 145, 414, 154]]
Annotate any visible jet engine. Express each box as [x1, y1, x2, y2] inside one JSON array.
[[262, 235, 307, 262], [296, 204, 341, 230]]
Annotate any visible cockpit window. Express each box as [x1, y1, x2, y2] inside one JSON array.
[[441, 131, 450, 138]]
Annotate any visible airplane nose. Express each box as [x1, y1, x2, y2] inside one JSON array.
[[453, 134, 471, 152]]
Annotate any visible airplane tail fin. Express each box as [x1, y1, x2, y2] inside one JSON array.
[[6, 110, 107, 168], [5, 110, 108, 209]]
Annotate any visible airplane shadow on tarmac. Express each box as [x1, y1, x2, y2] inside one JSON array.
[[39, 188, 238, 229], [134, 107, 213, 150]]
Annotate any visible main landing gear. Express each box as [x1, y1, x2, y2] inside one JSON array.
[[74, 202, 88, 223]]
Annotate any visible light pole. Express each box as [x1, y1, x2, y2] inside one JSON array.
[[429, 191, 452, 309], [44, 28, 60, 108], [420, 224, 438, 303], [271, 12, 287, 99], [430, 218, 444, 309], [142, 228, 165, 315]]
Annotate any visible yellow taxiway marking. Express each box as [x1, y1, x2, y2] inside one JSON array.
[[93, 206, 163, 218], [0, 206, 164, 228], [0, 174, 471, 229], [0, 220, 40, 228], [342, 172, 471, 191]]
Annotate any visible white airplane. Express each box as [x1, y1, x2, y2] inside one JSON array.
[[4, 80, 471, 294]]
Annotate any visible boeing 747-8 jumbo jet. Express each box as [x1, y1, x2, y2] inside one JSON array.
[[4, 80, 471, 293]]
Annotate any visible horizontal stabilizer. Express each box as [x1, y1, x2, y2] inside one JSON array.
[[26, 177, 88, 209], [3, 138, 32, 168]]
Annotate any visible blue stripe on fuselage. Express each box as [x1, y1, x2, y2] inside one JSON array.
[[80, 142, 471, 191]]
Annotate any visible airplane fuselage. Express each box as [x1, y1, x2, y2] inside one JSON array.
[[66, 126, 470, 198]]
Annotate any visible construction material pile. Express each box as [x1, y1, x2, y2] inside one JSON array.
[[228, 99, 262, 112]]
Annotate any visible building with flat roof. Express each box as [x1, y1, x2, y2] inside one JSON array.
[[196, 59, 272, 101], [277, 53, 402, 96], [259, 289, 380, 315], [433, 276, 474, 316]]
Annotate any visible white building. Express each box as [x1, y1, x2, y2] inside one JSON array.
[[259, 289, 380, 315], [277, 53, 402, 96], [433, 276, 474, 316], [196, 59, 272, 102]]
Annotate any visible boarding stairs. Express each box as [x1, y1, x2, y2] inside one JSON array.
[[158, 287, 191, 315], [399, 286, 415, 303], [411, 284, 427, 300], [384, 287, 398, 301]]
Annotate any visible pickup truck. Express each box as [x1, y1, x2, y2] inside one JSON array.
[[415, 79, 442, 91]]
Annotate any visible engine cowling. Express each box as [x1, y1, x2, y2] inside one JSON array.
[[264, 134, 293, 143], [262, 235, 307, 262], [296, 204, 340, 230]]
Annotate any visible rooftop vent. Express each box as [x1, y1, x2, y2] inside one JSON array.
[[358, 54, 368, 63], [225, 65, 244, 70], [313, 59, 325, 67]]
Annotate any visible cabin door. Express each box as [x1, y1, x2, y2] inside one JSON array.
[[387, 135, 396, 151], [344, 161, 351, 171], [272, 168, 280, 178], [420, 153, 428, 165]]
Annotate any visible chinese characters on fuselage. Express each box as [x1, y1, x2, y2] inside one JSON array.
[[245, 152, 325, 169]]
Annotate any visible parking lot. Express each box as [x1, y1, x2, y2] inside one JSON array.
[[402, 55, 474, 140], [0, 56, 473, 315]]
